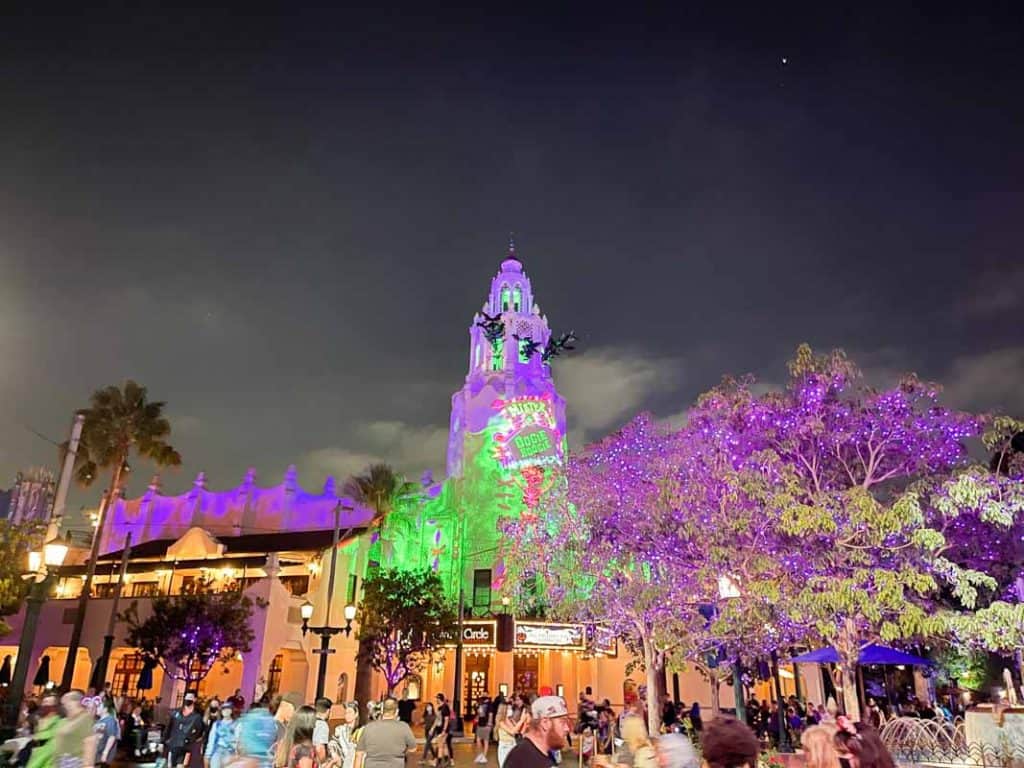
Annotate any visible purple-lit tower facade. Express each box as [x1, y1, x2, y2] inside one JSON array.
[[446, 244, 567, 502]]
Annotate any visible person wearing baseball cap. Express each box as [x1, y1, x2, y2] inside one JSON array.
[[502, 696, 572, 768]]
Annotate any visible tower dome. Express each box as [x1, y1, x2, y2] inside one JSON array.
[[500, 236, 523, 273]]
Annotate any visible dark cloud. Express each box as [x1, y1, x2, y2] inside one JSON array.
[[1, 4, 1022, 511]]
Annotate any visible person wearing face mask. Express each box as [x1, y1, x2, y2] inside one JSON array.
[[26, 695, 61, 768], [205, 703, 238, 768], [165, 693, 205, 768]]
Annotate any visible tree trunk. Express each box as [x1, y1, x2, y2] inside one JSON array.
[[354, 636, 374, 714], [837, 622, 861, 721], [839, 662, 861, 722], [710, 675, 721, 717], [643, 638, 662, 735]]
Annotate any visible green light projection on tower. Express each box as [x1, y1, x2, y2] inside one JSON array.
[[380, 395, 565, 603], [376, 252, 570, 608]]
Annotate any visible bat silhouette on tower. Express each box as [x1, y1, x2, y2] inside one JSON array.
[[512, 335, 543, 359], [542, 331, 578, 363], [476, 311, 505, 342]]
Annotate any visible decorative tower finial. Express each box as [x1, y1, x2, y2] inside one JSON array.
[[508, 232, 516, 258]]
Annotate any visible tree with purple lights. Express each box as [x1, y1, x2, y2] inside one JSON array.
[[121, 578, 262, 691], [501, 416, 697, 733], [937, 417, 1024, 662], [937, 417, 1024, 592], [501, 409, 788, 730], [753, 345, 993, 720], [665, 377, 805, 712]]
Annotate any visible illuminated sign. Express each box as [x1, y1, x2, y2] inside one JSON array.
[[513, 429, 552, 460], [492, 394, 563, 471], [587, 626, 618, 658], [439, 620, 497, 648], [515, 621, 585, 650]]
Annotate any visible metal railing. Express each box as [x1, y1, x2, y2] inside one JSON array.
[[880, 716, 1024, 768]]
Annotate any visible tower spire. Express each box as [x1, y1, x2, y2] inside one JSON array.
[[508, 232, 516, 260]]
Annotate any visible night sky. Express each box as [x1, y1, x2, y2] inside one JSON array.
[[2, 4, 1022, 509]]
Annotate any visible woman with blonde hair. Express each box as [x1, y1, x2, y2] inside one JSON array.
[[617, 715, 656, 768], [801, 725, 840, 768]]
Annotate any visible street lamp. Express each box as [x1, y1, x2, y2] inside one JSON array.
[[300, 501, 355, 700], [301, 599, 357, 699], [717, 573, 746, 723], [43, 537, 70, 569], [3, 527, 70, 727]]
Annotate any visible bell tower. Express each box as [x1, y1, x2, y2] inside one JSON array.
[[446, 241, 567, 485]]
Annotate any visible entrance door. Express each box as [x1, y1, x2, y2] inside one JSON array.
[[465, 655, 490, 719], [514, 654, 539, 699]]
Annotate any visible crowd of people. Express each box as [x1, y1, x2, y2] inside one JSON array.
[[6, 682, 899, 768], [738, 693, 954, 748]]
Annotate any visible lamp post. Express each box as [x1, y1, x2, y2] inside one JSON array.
[[452, 584, 466, 734], [771, 649, 792, 752], [3, 526, 70, 727], [91, 532, 132, 692], [300, 501, 356, 699], [717, 574, 746, 723], [301, 601, 356, 700]]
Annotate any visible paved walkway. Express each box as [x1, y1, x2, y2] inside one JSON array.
[[113, 741, 584, 768]]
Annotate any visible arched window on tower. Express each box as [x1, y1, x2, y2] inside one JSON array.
[[500, 285, 510, 312], [492, 338, 504, 371], [518, 338, 531, 364], [512, 286, 522, 312]]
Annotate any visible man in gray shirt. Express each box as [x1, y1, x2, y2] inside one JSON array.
[[356, 697, 417, 768]]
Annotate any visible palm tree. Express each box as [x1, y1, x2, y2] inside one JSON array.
[[341, 463, 417, 526], [343, 463, 418, 713], [62, 379, 182, 689], [68, 379, 182, 492]]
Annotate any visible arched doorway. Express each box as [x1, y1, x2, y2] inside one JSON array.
[[335, 672, 348, 704], [40, 646, 91, 691], [266, 647, 308, 699], [268, 654, 284, 697]]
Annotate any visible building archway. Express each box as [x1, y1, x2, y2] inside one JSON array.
[[40, 646, 91, 691], [335, 672, 348, 704], [199, 655, 244, 702], [266, 646, 308, 699], [107, 649, 165, 699]]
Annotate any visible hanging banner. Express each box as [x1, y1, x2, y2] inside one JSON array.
[[514, 621, 586, 650], [587, 626, 618, 658]]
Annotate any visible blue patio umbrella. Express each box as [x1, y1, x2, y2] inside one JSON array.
[[789, 644, 933, 666], [857, 644, 934, 666]]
